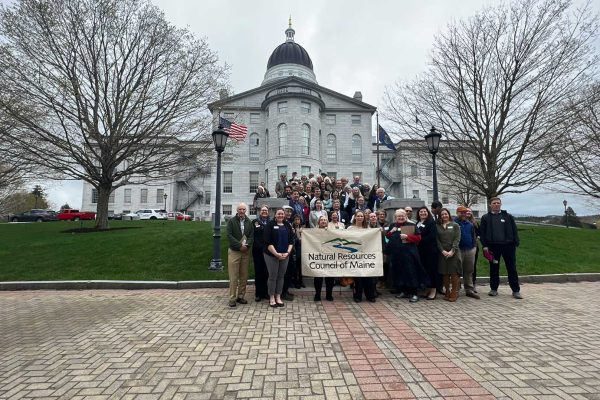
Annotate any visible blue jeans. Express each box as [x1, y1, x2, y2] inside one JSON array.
[[488, 244, 520, 293]]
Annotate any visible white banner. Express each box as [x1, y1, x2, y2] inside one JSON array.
[[301, 228, 383, 277]]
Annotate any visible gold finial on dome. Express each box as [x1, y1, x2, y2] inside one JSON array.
[[285, 16, 295, 42]]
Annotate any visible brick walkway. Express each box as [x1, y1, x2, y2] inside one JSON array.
[[0, 282, 598, 399]]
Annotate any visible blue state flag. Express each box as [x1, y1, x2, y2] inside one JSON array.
[[378, 125, 396, 151]]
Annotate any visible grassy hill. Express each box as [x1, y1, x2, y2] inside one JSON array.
[[0, 221, 598, 281]]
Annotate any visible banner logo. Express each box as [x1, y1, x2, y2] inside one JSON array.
[[322, 238, 362, 253]]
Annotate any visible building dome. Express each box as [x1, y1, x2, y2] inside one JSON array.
[[267, 42, 313, 70], [262, 19, 317, 85]]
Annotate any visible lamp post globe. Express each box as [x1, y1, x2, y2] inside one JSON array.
[[209, 125, 229, 271], [424, 126, 442, 202]]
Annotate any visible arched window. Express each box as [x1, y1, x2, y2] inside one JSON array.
[[326, 134, 337, 163], [352, 134, 362, 162], [301, 124, 310, 156], [249, 133, 260, 161], [278, 123, 287, 155]]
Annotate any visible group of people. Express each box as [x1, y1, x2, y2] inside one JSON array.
[[227, 173, 523, 309]]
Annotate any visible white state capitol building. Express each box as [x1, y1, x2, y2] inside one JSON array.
[[81, 23, 487, 218]]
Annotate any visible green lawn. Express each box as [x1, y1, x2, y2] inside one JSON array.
[[0, 221, 598, 281]]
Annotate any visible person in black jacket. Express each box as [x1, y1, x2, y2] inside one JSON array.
[[479, 197, 522, 299], [263, 208, 295, 307], [416, 206, 439, 300], [252, 205, 270, 302]]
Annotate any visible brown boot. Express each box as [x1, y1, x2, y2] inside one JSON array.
[[448, 274, 460, 302], [443, 275, 451, 301]]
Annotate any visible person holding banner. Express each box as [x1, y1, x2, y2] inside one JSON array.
[[348, 210, 376, 303], [314, 215, 335, 302], [263, 208, 295, 308], [386, 209, 428, 303]]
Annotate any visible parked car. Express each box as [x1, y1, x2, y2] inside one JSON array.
[[175, 212, 192, 221], [10, 209, 58, 222], [124, 209, 168, 220], [108, 213, 123, 220], [57, 209, 96, 221]]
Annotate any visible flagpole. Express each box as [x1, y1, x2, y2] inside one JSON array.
[[376, 111, 380, 188]]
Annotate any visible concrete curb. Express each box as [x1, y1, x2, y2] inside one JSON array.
[[0, 273, 599, 291]]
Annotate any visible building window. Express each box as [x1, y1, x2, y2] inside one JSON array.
[[223, 112, 235, 121], [427, 190, 434, 202], [410, 165, 418, 177], [223, 171, 233, 193], [301, 124, 310, 156], [249, 172, 259, 193], [351, 114, 361, 125], [426, 168, 433, 177], [205, 191, 211, 205], [156, 189, 164, 204], [108, 191, 115, 204], [249, 133, 260, 161], [124, 189, 132, 204], [352, 134, 362, 162], [278, 123, 287, 155], [326, 134, 337, 163], [412, 190, 420, 199], [91, 189, 98, 204], [264, 169, 269, 190], [223, 205, 232, 216], [301, 166, 311, 176], [278, 101, 287, 114], [277, 166, 287, 179], [140, 189, 148, 203], [250, 113, 260, 124], [326, 114, 336, 125], [301, 101, 311, 114]]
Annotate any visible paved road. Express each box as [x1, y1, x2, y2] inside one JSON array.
[[1, 282, 598, 399]]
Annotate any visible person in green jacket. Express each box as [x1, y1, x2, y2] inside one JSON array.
[[226, 203, 254, 307], [436, 208, 462, 302]]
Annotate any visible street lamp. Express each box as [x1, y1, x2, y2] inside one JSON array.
[[424, 126, 442, 202], [563, 199, 569, 228], [209, 124, 229, 271], [163, 193, 168, 211]]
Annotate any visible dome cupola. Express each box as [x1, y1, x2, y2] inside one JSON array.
[[262, 18, 317, 85]]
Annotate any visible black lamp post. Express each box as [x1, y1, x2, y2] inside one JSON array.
[[563, 199, 569, 228], [163, 193, 168, 211], [424, 126, 442, 202], [209, 125, 229, 271]]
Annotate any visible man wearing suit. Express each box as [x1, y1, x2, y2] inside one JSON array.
[[329, 199, 350, 227], [226, 203, 254, 307]]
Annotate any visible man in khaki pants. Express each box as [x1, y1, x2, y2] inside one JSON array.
[[226, 203, 254, 307]]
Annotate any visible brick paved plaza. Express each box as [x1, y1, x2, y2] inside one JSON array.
[[1, 282, 599, 399]]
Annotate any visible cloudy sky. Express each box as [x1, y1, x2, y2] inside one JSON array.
[[5, 0, 597, 215]]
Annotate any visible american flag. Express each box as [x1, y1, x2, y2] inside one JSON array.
[[219, 116, 247, 142]]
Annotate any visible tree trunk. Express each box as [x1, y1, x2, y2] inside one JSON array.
[[95, 184, 112, 230]]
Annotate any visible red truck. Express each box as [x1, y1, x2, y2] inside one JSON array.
[[57, 209, 96, 221]]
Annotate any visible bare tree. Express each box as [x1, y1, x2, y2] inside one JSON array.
[[0, 0, 228, 229], [549, 82, 600, 201], [383, 0, 599, 203]]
